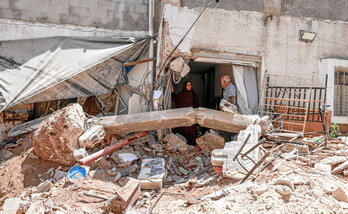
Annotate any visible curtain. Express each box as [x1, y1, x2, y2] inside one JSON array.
[[232, 65, 259, 115]]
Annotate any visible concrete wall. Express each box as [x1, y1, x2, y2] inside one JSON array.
[[162, 5, 348, 88], [182, 0, 264, 12], [0, 0, 149, 31], [180, 0, 348, 22], [282, 0, 348, 22]]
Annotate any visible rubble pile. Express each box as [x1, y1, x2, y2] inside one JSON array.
[[1, 104, 348, 213]]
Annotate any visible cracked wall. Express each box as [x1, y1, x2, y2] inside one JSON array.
[[161, 4, 348, 87]]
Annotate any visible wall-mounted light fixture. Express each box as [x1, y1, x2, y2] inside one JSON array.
[[299, 30, 317, 42]]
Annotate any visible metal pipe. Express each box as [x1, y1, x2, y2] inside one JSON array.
[[79, 131, 148, 165], [233, 133, 251, 161], [148, 0, 154, 111]]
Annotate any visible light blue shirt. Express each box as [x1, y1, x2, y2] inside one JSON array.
[[223, 83, 236, 100]]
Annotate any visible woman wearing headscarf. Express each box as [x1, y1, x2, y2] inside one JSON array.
[[173, 81, 199, 145]]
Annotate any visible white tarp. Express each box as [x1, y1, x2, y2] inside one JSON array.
[[0, 37, 149, 112]]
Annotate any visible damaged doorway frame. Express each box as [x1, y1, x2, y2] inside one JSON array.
[[190, 48, 263, 111]]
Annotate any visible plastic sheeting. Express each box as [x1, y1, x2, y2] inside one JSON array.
[[0, 37, 149, 112]]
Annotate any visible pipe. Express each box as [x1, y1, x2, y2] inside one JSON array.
[[148, 0, 154, 111], [79, 131, 148, 165]]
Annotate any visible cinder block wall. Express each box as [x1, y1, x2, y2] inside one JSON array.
[[182, 0, 348, 22], [0, 0, 149, 31]]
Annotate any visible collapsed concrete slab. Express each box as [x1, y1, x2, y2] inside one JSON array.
[[94, 107, 262, 134], [33, 104, 86, 166]]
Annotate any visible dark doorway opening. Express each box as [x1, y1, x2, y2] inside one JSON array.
[[173, 61, 217, 109]]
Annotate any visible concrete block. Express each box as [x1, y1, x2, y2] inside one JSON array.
[[314, 163, 332, 174], [102, 178, 141, 214], [0, 8, 15, 19], [163, 133, 189, 154], [196, 132, 225, 156], [74, 148, 88, 161], [138, 158, 166, 190], [69, 0, 80, 7], [26, 200, 45, 214], [0, 0, 10, 9], [134, 4, 148, 14], [263, 0, 281, 15], [79, 0, 98, 9], [99, 1, 116, 10], [78, 125, 106, 149], [2, 198, 24, 214]]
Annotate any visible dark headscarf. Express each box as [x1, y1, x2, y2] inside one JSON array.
[[173, 81, 199, 108]]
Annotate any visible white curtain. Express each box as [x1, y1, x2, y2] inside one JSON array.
[[232, 65, 259, 115]]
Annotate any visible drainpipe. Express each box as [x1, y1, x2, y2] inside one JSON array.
[[148, 0, 154, 111]]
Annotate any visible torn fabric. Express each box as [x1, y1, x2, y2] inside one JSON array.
[[0, 36, 149, 112]]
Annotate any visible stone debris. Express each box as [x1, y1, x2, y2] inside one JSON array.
[[219, 99, 238, 114], [37, 180, 53, 193], [78, 125, 106, 149], [3, 103, 348, 214], [97, 157, 113, 170], [163, 133, 189, 154], [53, 169, 67, 181], [196, 131, 225, 156], [102, 178, 141, 214], [2, 197, 25, 214], [332, 186, 348, 203], [26, 200, 45, 214], [314, 163, 332, 173], [33, 104, 86, 166], [73, 148, 88, 161], [332, 160, 348, 174], [138, 158, 166, 190], [211, 124, 261, 179]]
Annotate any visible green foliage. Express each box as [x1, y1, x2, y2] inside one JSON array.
[[329, 123, 341, 138]]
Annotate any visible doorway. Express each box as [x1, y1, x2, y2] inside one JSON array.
[[172, 61, 259, 114]]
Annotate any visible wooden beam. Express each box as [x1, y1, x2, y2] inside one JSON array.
[[123, 58, 154, 66]]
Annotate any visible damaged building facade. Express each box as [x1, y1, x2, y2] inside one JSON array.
[[1, 0, 348, 138], [2, 1, 348, 213], [0, 0, 158, 141], [155, 0, 348, 135]]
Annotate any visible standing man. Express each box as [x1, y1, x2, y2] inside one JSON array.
[[221, 75, 236, 104]]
